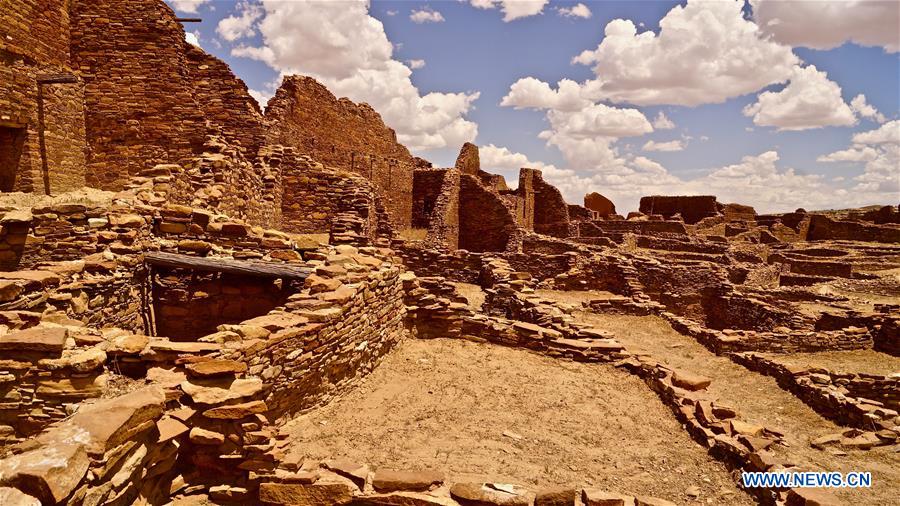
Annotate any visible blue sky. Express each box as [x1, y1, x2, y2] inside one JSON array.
[[168, 0, 899, 213]]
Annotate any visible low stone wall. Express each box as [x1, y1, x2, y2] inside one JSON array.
[[730, 352, 899, 432]]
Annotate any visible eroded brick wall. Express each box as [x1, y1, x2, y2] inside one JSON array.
[[532, 169, 572, 238], [265, 76, 415, 229], [639, 195, 721, 224]]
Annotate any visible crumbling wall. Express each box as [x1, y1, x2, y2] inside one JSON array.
[[266, 76, 415, 229], [421, 169, 460, 250], [639, 195, 721, 224], [807, 214, 900, 243], [184, 45, 266, 156], [458, 174, 519, 252], [584, 192, 616, 217], [531, 169, 572, 238], [279, 155, 380, 244]]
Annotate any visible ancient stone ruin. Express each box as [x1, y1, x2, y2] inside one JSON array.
[[0, 1, 898, 506]]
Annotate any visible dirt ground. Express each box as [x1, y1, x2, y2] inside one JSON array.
[[553, 302, 900, 506], [279, 338, 754, 505]]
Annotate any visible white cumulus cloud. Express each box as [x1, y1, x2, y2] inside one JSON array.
[[407, 59, 426, 69], [185, 31, 202, 48], [571, 0, 799, 106], [470, 0, 549, 22], [642, 140, 684, 152], [819, 120, 900, 197], [652, 111, 675, 130], [230, 0, 479, 152], [752, 0, 900, 53], [410, 8, 445, 24], [742, 65, 856, 131], [558, 3, 592, 19], [850, 94, 887, 124], [168, 0, 210, 13], [217, 1, 264, 42]]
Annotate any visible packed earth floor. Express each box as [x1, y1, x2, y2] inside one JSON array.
[[279, 338, 755, 506]]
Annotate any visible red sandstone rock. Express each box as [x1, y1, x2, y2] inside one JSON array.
[[785, 487, 841, 506], [455, 142, 480, 176], [582, 490, 635, 506], [0, 487, 40, 506], [202, 400, 268, 420], [0, 443, 88, 504], [352, 492, 459, 505], [189, 427, 225, 445], [449, 482, 533, 506], [534, 486, 579, 505], [671, 370, 711, 391], [634, 497, 676, 506], [185, 359, 248, 378], [258, 481, 355, 505], [0, 327, 67, 353], [372, 469, 444, 492]]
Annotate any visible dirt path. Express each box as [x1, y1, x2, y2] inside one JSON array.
[[562, 306, 899, 506], [279, 338, 754, 505]]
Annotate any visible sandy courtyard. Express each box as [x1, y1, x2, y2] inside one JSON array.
[[279, 338, 754, 505]]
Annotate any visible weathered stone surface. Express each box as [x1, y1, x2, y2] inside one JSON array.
[[259, 481, 355, 505], [0, 443, 88, 504], [671, 370, 711, 391], [324, 459, 368, 488], [372, 470, 444, 492], [449, 483, 533, 506], [0, 487, 40, 506], [181, 377, 264, 405], [634, 497, 676, 506], [0, 327, 67, 353], [535, 486, 579, 506], [582, 489, 635, 506], [185, 359, 248, 378], [203, 400, 268, 419], [53, 386, 165, 456], [156, 416, 189, 443], [107, 333, 150, 354], [351, 492, 459, 505], [189, 427, 225, 445], [584, 192, 616, 217], [785, 488, 841, 506]]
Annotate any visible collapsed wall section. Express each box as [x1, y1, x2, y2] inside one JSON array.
[[265, 76, 415, 229], [458, 174, 519, 252]]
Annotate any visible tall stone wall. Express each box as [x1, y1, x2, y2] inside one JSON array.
[[184, 44, 266, 156], [69, 0, 208, 189], [0, 0, 87, 193], [532, 169, 572, 238], [265, 76, 415, 229]]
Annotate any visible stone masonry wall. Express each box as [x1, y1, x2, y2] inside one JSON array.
[[69, 0, 208, 189], [0, 0, 86, 194], [266, 76, 415, 229]]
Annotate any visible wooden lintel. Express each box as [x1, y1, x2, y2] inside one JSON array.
[[175, 17, 202, 22], [36, 74, 78, 84], [144, 251, 311, 280]]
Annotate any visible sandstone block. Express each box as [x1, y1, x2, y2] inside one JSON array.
[[0, 443, 88, 504], [449, 482, 533, 505], [185, 359, 248, 378], [372, 470, 444, 492], [203, 400, 268, 419], [189, 427, 225, 445], [0, 327, 67, 353], [671, 370, 711, 391], [259, 481, 354, 505]]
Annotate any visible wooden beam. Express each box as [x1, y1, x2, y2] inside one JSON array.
[[144, 251, 311, 280], [36, 74, 78, 84], [175, 17, 202, 22]]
